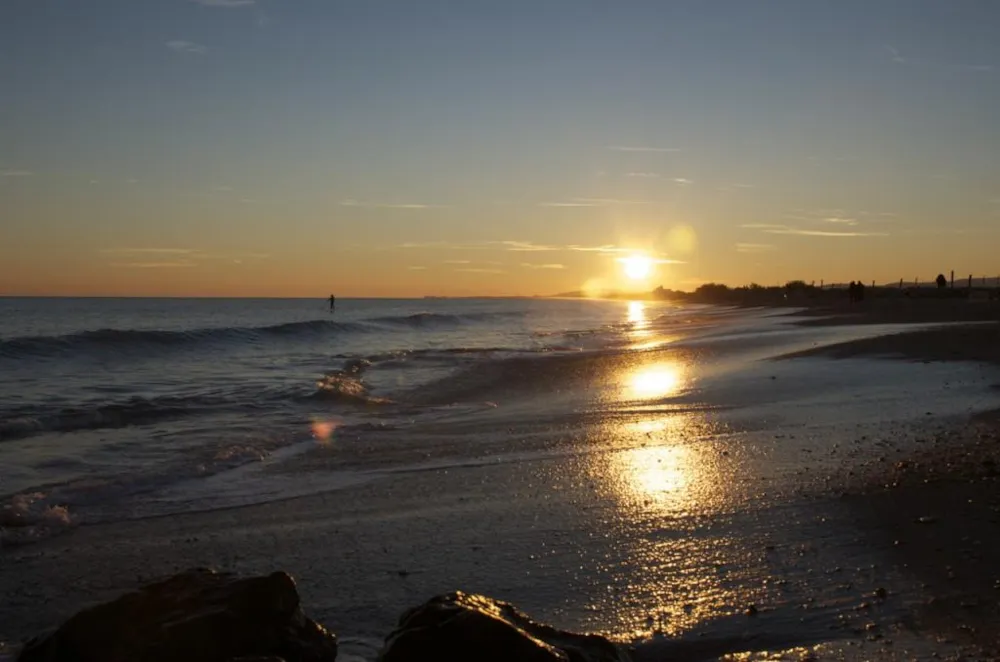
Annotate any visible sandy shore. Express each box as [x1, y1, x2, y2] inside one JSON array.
[[786, 301, 1000, 655]]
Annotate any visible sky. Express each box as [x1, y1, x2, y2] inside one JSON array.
[[2, 0, 999, 297]]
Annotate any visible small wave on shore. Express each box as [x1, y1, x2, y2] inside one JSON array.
[[0, 492, 73, 548]]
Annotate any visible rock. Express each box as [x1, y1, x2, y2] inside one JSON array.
[[378, 591, 631, 662], [18, 569, 337, 662]]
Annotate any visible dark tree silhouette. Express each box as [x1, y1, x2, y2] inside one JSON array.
[[936, 274, 947, 289]]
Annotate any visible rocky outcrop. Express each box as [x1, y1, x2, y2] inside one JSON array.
[[17, 569, 337, 662], [377, 591, 632, 662]]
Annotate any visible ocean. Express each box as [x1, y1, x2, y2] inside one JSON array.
[[2, 296, 1000, 658]]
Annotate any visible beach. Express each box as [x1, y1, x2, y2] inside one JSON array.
[[2, 297, 999, 661]]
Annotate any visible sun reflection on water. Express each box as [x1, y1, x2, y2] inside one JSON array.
[[627, 300, 648, 328]]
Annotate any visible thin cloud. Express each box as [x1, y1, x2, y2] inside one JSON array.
[[736, 243, 776, 253], [408, 266, 427, 271], [614, 256, 686, 266], [567, 244, 627, 253], [576, 197, 649, 205], [167, 40, 207, 54], [742, 223, 887, 237], [541, 197, 649, 207], [192, 0, 255, 7], [340, 199, 444, 209], [884, 45, 907, 64], [625, 172, 660, 178], [443, 260, 472, 265], [393, 240, 682, 261], [608, 146, 681, 153], [101, 247, 200, 255], [1, 169, 33, 177], [499, 241, 559, 252], [456, 268, 504, 274], [110, 261, 198, 269], [821, 217, 859, 226], [884, 44, 992, 72], [521, 263, 567, 270], [672, 178, 694, 185]]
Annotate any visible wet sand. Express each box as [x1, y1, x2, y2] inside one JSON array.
[[784, 300, 1000, 655]]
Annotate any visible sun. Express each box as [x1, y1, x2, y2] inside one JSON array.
[[621, 254, 654, 280]]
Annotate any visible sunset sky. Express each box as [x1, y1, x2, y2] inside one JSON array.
[[2, 0, 998, 297]]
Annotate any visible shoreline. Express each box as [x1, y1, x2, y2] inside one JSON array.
[[3, 301, 1000, 659]]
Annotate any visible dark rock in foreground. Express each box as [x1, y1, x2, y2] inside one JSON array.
[[378, 591, 632, 662], [18, 569, 337, 662]]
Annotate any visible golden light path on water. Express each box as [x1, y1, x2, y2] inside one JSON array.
[[580, 301, 749, 638]]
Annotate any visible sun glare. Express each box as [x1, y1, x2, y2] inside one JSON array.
[[621, 254, 654, 280]]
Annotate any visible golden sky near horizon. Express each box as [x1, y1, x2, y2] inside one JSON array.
[[2, 2, 999, 297]]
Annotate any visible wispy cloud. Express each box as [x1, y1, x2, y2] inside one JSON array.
[[884, 44, 992, 72], [521, 263, 567, 270], [540, 197, 649, 207], [672, 178, 694, 185], [101, 248, 270, 266], [742, 223, 888, 237], [1, 169, 33, 177], [577, 197, 649, 205], [539, 201, 599, 208], [443, 260, 472, 265], [786, 208, 898, 226], [101, 247, 199, 255], [110, 261, 198, 269], [736, 243, 776, 253], [456, 268, 504, 274], [499, 241, 559, 252], [393, 240, 682, 262], [192, 0, 255, 7], [885, 44, 907, 64], [608, 146, 681, 153], [625, 172, 660, 178], [167, 40, 207, 54], [408, 266, 427, 271], [340, 199, 444, 209]]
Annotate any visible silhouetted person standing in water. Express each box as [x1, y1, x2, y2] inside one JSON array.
[[329, 294, 336, 312]]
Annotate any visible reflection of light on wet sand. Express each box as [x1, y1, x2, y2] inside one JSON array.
[[582, 411, 742, 638], [627, 445, 690, 497], [627, 363, 683, 400]]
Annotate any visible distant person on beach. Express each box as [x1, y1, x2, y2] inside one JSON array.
[[856, 281, 865, 302], [848, 281, 857, 303], [329, 294, 336, 312]]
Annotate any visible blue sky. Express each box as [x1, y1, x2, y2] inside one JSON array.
[[2, 0, 998, 296]]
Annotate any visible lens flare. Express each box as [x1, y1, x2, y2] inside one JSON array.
[[310, 417, 340, 444]]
